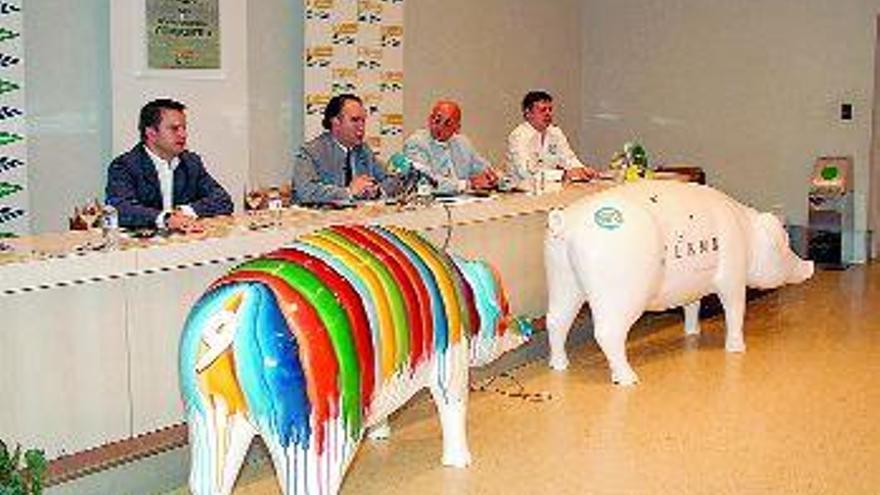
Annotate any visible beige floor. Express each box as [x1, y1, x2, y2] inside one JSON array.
[[197, 263, 880, 495]]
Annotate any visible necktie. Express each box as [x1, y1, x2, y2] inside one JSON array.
[[344, 149, 354, 186]]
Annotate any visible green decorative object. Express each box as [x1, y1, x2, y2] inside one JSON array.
[[0, 182, 22, 199], [0, 79, 19, 96], [0, 439, 47, 495], [820, 165, 839, 181], [0, 28, 20, 43], [628, 143, 648, 168], [0, 132, 23, 147], [610, 141, 652, 182]]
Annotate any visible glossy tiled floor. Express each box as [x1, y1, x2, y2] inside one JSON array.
[[199, 263, 880, 495]]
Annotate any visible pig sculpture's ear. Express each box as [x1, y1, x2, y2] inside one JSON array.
[[747, 212, 790, 288], [756, 212, 788, 253]]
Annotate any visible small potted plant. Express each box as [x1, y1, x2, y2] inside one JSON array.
[[0, 439, 47, 495]]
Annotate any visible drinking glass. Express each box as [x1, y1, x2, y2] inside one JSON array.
[[79, 199, 101, 230], [245, 190, 264, 211]]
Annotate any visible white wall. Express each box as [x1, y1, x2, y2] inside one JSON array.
[[581, 0, 879, 238], [110, 0, 249, 211], [25, 0, 112, 234], [405, 0, 584, 170], [246, 0, 302, 190]]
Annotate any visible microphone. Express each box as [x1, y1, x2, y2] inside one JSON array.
[[410, 161, 439, 188], [388, 152, 439, 187], [388, 152, 412, 173]]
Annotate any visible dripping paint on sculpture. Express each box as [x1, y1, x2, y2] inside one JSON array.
[[179, 225, 531, 495], [544, 180, 813, 385]]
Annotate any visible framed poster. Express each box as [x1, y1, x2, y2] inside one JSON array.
[[146, 0, 220, 69]]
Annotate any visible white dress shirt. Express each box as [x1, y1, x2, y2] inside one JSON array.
[[143, 146, 196, 227], [506, 121, 584, 181]]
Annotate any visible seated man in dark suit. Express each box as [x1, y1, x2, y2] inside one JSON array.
[[105, 98, 233, 232], [292, 93, 398, 205]]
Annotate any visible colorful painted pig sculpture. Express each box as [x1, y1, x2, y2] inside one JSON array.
[[545, 180, 813, 385], [179, 225, 530, 495]]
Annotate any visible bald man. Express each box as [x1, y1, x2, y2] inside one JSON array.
[[402, 100, 498, 195]]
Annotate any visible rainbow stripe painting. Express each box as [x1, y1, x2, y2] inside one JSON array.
[[179, 225, 532, 495]]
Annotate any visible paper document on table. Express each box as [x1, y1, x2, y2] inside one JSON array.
[[435, 194, 494, 205]]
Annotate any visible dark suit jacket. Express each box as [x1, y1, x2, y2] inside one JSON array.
[[105, 144, 233, 228]]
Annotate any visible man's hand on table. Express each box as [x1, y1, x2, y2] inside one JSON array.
[[350, 175, 381, 200], [469, 168, 499, 191], [166, 210, 205, 234], [563, 166, 598, 183]]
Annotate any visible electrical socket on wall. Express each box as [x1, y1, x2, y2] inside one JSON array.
[[841, 103, 853, 121]]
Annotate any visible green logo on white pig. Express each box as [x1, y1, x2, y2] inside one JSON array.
[[594, 206, 623, 230]]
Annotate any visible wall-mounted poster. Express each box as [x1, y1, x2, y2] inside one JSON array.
[[146, 0, 220, 69], [304, 0, 405, 160], [0, 1, 27, 237]]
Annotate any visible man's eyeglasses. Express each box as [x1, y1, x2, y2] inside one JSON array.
[[430, 114, 457, 128]]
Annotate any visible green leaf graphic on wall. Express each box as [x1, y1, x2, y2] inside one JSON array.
[[0, 180, 21, 198], [0, 131, 22, 146], [0, 78, 19, 95], [0, 27, 18, 42]]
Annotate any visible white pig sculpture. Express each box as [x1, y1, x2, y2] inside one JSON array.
[[545, 180, 813, 385]]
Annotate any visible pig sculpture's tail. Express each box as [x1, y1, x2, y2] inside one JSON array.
[[548, 209, 565, 238]]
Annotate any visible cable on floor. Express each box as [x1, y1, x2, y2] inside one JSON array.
[[470, 371, 553, 403]]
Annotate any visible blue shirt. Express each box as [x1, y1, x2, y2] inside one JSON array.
[[402, 129, 491, 195]]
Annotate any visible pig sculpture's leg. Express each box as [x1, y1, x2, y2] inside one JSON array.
[[545, 234, 586, 371], [218, 415, 258, 495], [713, 203, 749, 353], [262, 432, 294, 495], [264, 424, 350, 495], [429, 341, 472, 467], [591, 306, 643, 386], [188, 407, 257, 495], [717, 283, 747, 352], [683, 300, 701, 336]]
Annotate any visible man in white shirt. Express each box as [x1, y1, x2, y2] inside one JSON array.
[[402, 100, 497, 195], [105, 99, 233, 232], [507, 90, 596, 183]]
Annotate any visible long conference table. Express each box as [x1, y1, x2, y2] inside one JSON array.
[[0, 183, 606, 460]]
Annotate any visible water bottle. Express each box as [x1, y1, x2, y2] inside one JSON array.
[[266, 187, 283, 228], [101, 203, 119, 249], [416, 180, 433, 198]]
